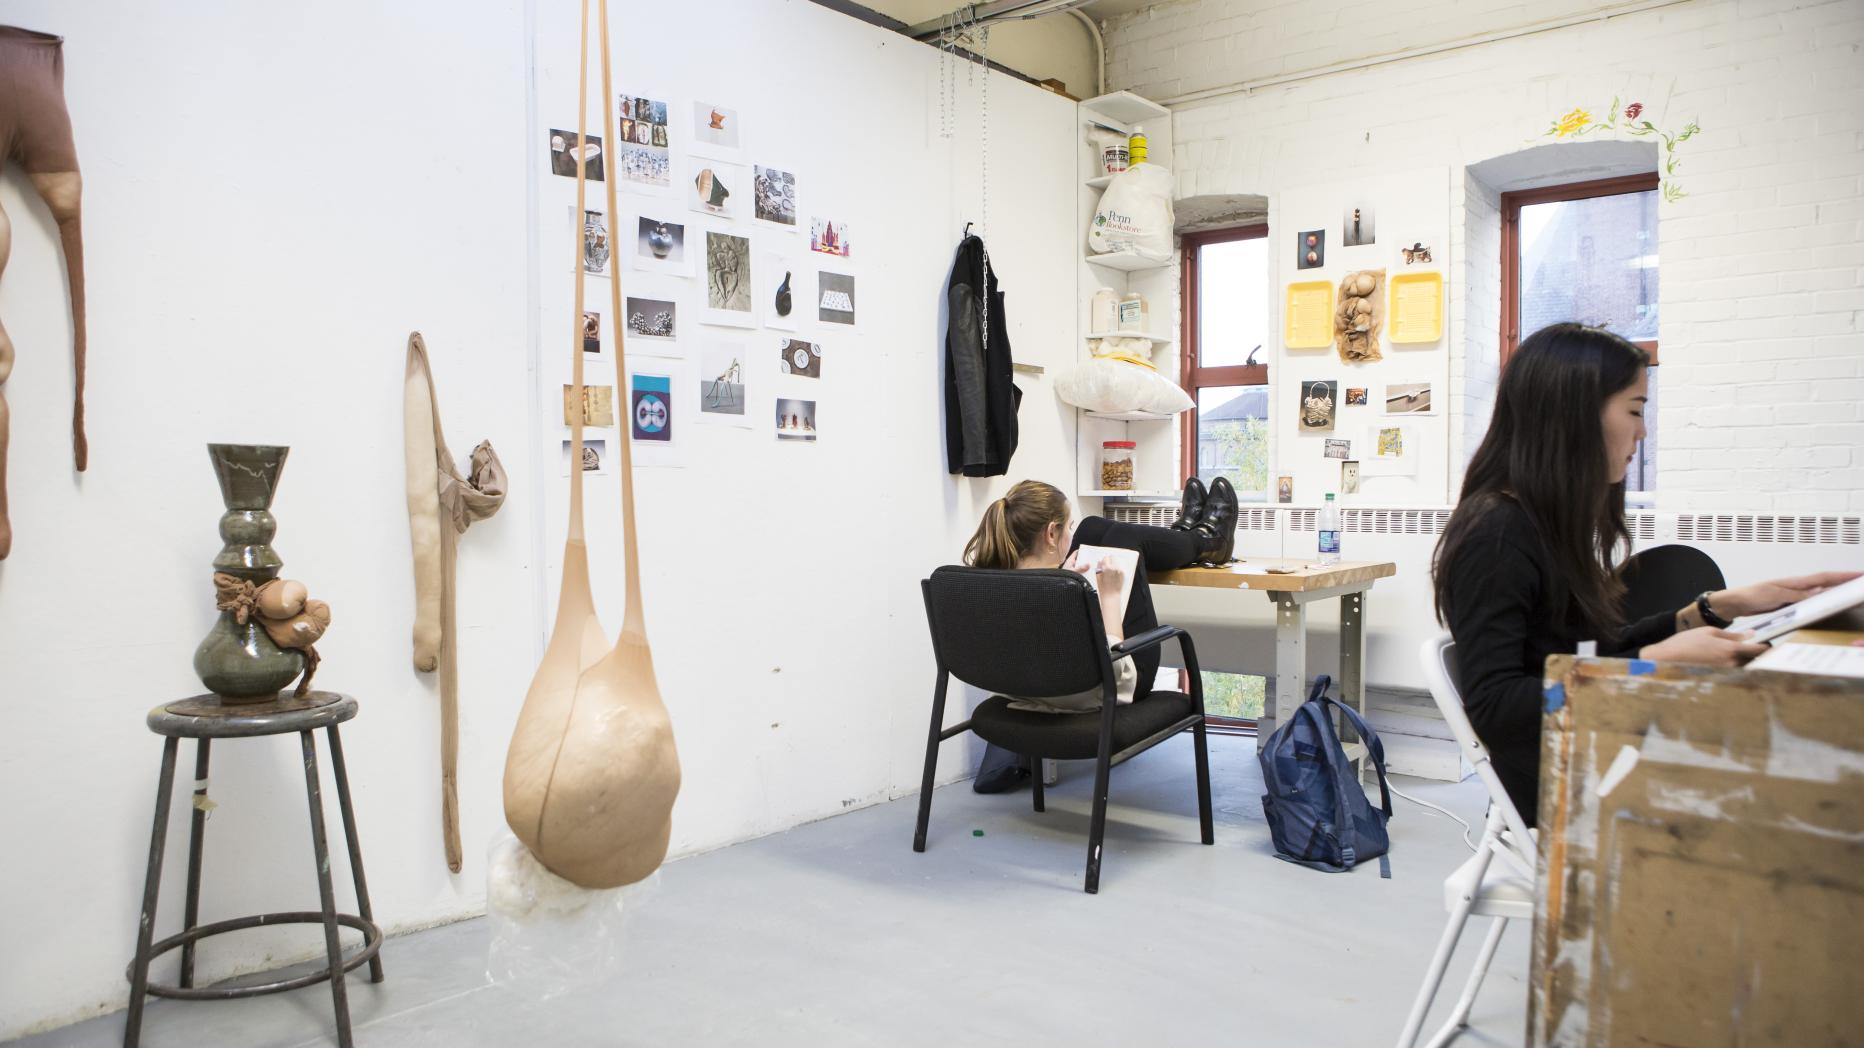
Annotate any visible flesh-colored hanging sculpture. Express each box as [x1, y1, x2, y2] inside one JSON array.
[[502, 0, 680, 890], [404, 332, 508, 873], [0, 25, 89, 561]]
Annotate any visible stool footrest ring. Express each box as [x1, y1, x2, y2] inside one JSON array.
[[126, 912, 383, 1000]]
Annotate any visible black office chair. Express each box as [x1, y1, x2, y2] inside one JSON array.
[[1620, 544, 1726, 624], [916, 565, 1214, 893]]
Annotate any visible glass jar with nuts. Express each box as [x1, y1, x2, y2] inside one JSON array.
[[1100, 441, 1136, 491]]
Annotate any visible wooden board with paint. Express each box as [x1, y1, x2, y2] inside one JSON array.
[[1533, 656, 1864, 1047]]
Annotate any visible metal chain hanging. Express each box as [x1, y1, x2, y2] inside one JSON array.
[[934, 8, 994, 353]]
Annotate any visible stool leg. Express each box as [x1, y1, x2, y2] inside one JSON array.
[[326, 725, 384, 982], [179, 738, 211, 989], [299, 730, 354, 1048], [125, 737, 179, 1048]]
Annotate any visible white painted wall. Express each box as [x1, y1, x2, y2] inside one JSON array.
[[0, 0, 1078, 1037], [1105, 0, 1864, 513]]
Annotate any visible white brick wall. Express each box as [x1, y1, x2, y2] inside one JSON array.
[[1104, 0, 1864, 512]]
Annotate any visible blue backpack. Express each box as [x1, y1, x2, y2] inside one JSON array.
[[1259, 675, 1394, 877]]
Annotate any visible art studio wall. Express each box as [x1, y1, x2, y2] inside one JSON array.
[[1106, 0, 1864, 514], [0, 0, 1078, 1038]]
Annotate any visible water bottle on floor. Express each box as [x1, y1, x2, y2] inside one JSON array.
[[1318, 493, 1341, 565]]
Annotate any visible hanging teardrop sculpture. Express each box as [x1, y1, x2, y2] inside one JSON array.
[[503, 0, 681, 890], [775, 270, 792, 317]]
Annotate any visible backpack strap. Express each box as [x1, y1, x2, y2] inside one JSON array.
[[1311, 694, 1393, 820]]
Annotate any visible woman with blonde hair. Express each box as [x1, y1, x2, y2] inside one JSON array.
[[959, 476, 1236, 788]]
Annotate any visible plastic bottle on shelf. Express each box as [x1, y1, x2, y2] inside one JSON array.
[[1090, 287, 1120, 334], [1318, 493, 1341, 565], [1128, 124, 1148, 165]]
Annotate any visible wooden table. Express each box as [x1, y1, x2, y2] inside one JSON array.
[[1153, 559, 1397, 762]]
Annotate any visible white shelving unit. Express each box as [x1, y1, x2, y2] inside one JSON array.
[[1074, 91, 1181, 503]]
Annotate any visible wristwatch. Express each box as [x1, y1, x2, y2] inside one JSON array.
[[1695, 590, 1731, 629]]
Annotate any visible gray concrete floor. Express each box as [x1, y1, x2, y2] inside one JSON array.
[[17, 734, 1526, 1047]]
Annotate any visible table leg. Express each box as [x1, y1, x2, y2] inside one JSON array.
[[1341, 588, 1368, 779], [1272, 593, 1307, 743], [125, 737, 178, 1048], [179, 738, 210, 989], [326, 725, 384, 982], [299, 730, 354, 1048]]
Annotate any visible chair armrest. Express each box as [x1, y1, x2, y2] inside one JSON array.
[[1110, 624, 1186, 657]]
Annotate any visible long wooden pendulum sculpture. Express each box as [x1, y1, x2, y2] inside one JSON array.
[[502, 0, 681, 890]]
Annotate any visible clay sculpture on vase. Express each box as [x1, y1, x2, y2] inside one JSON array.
[[405, 330, 508, 874], [503, 0, 681, 891], [0, 26, 89, 561]]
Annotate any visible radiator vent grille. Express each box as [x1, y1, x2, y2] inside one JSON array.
[[1104, 505, 1279, 531], [1675, 514, 1861, 545], [1343, 509, 1453, 535], [1289, 509, 1318, 531], [1628, 512, 1657, 542]]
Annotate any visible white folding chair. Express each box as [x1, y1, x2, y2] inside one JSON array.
[[1395, 634, 1539, 1048]]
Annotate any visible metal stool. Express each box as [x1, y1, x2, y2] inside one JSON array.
[[125, 691, 384, 1047]]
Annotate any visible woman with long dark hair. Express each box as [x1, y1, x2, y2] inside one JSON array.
[[1433, 323, 1856, 822]]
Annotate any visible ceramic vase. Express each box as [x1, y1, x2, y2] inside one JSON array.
[[192, 444, 303, 701], [647, 223, 674, 259]]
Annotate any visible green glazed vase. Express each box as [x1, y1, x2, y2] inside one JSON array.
[[192, 444, 304, 702]]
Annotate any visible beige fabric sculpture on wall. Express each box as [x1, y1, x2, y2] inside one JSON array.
[[0, 26, 89, 561], [404, 332, 507, 874], [502, 0, 681, 891]]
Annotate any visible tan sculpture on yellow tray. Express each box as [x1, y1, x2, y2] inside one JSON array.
[[502, 0, 680, 891], [0, 26, 89, 561], [405, 331, 508, 874]]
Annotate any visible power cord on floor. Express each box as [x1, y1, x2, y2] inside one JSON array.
[[1390, 784, 1477, 853]]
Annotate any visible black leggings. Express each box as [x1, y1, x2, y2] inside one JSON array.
[[1068, 516, 1199, 691]]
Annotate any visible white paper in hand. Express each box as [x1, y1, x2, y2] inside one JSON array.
[[1728, 575, 1864, 643], [1072, 545, 1141, 624]]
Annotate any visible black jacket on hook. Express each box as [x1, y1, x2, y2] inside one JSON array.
[[944, 232, 1020, 477]]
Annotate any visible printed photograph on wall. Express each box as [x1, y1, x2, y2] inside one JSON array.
[[1364, 423, 1418, 476], [615, 92, 671, 190], [582, 310, 602, 354], [1298, 379, 1337, 432], [753, 165, 799, 227], [697, 341, 751, 427], [703, 231, 755, 328], [549, 129, 603, 180], [758, 246, 801, 331], [777, 338, 821, 379], [690, 100, 742, 157], [776, 398, 817, 442], [633, 214, 689, 275], [818, 271, 856, 326], [1297, 229, 1324, 270], [560, 437, 608, 475], [580, 208, 611, 276], [1345, 387, 1367, 406], [562, 383, 615, 428], [1400, 240, 1433, 265], [624, 295, 678, 345], [1324, 438, 1351, 459], [631, 373, 673, 442], [1277, 476, 1293, 504], [1341, 460, 1361, 494], [688, 162, 746, 220], [1383, 381, 1434, 415], [1342, 203, 1375, 246], [810, 217, 850, 258]]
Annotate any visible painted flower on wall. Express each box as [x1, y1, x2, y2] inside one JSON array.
[[1541, 95, 1699, 202]]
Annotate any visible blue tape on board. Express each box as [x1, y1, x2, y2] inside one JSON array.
[[1628, 660, 1656, 676], [1543, 683, 1566, 713]]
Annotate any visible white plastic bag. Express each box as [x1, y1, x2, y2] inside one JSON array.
[[1055, 354, 1193, 415], [484, 832, 659, 1001], [1088, 164, 1174, 259]]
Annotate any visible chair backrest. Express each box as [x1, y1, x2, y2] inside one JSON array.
[[921, 566, 1112, 699], [1620, 544, 1726, 624], [1419, 634, 1536, 868]]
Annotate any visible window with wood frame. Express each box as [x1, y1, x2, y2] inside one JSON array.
[[1179, 225, 1272, 728], [1180, 225, 1271, 502], [1502, 173, 1660, 493]]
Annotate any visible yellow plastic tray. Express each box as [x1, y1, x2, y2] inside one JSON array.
[[1387, 271, 1443, 343], [1284, 280, 1334, 349]]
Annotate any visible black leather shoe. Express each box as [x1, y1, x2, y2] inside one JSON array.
[[1169, 477, 1208, 531], [1193, 476, 1238, 565]]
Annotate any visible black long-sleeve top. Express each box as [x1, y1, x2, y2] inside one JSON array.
[[1440, 498, 1676, 824]]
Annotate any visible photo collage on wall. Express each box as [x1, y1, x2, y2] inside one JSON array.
[[550, 88, 857, 455]]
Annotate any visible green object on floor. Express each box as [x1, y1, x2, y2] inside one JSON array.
[[972, 829, 984, 837]]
